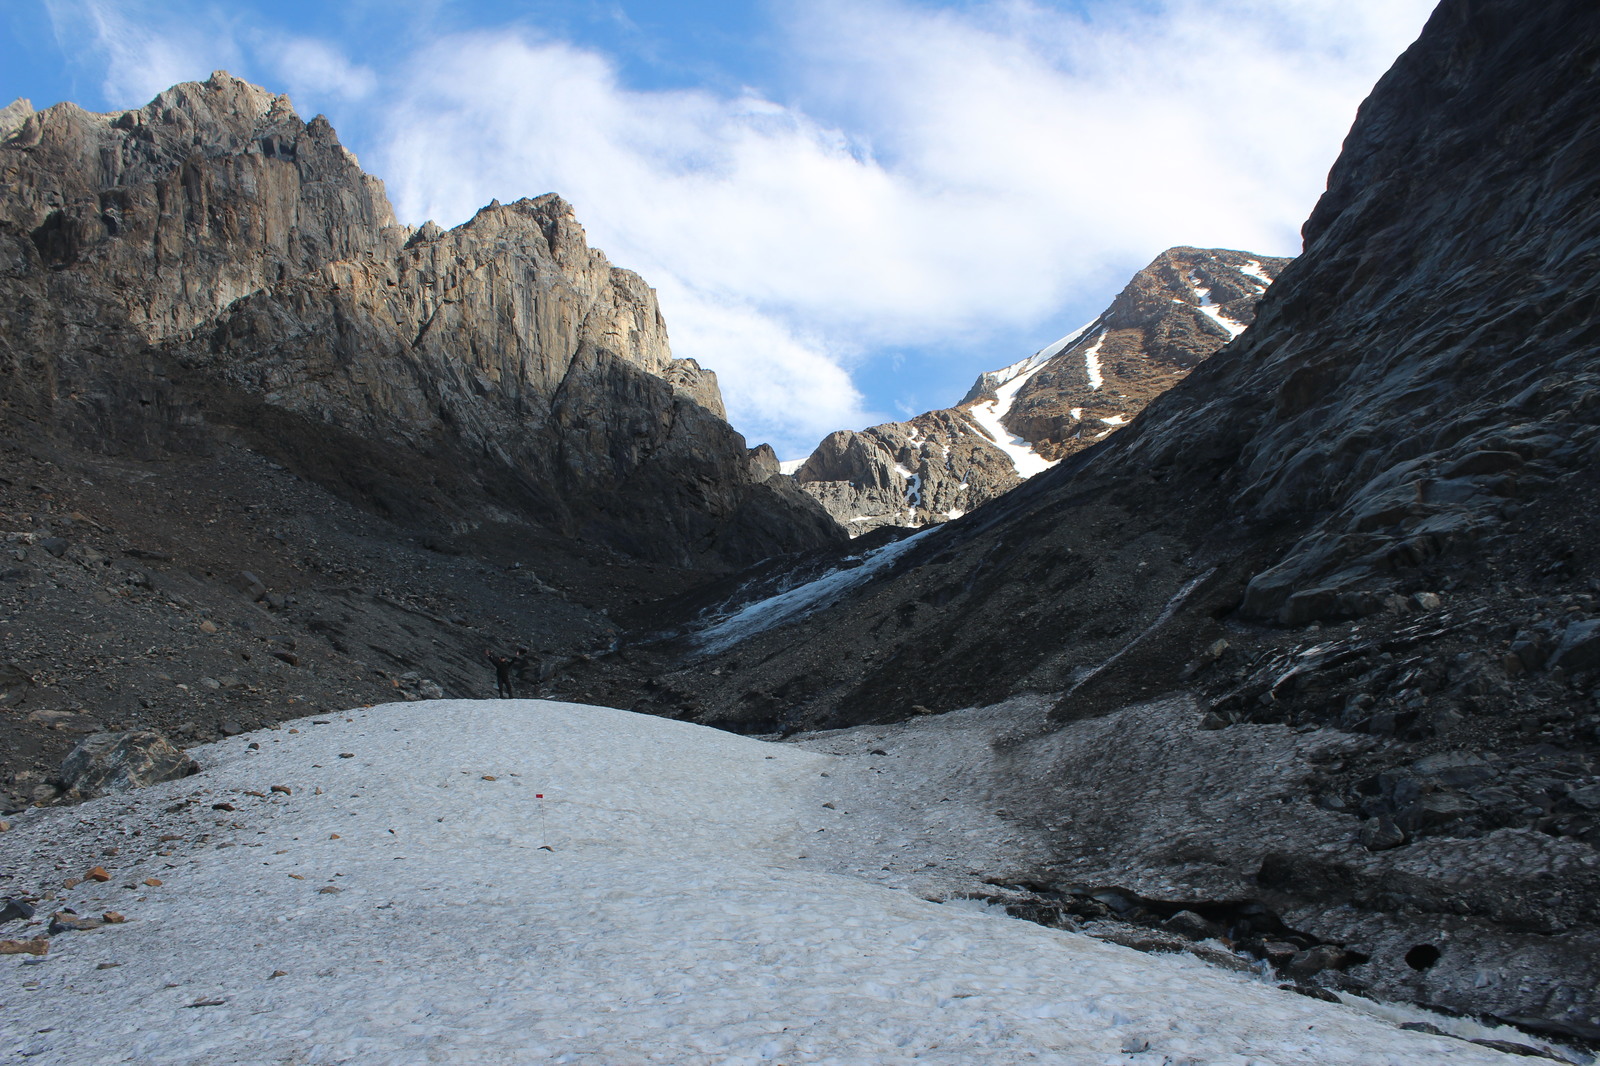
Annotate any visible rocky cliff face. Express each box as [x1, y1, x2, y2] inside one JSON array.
[[0, 73, 840, 807], [566, 0, 1600, 1037], [0, 72, 839, 568], [791, 248, 1286, 534]]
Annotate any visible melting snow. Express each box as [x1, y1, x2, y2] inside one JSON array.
[[966, 364, 1059, 479], [1082, 331, 1107, 390], [893, 462, 924, 514], [694, 530, 935, 653], [1028, 318, 1097, 365], [0, 700, 1534, 1063], [778, 459, 806, 475], [1187, 270, 1248, 339], [1101, 414, 1128, 426], [1239, 258, 1274, 290]]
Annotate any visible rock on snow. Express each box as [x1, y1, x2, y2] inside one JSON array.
[[0, 701, 1524, 1064]]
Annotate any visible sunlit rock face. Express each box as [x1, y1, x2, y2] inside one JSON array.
[[790, 247, 1287, 535], [0, 72, 841, 567]]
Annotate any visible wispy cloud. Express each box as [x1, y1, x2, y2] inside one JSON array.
[[44, 0, 239, 106], [255, 33, 377, 109], [373, 0, 1433, 454]]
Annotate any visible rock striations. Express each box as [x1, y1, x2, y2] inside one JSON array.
[[0, 72, 839, 568], [791, 248, 1287, 534]]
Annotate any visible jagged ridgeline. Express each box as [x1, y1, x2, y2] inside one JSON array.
[[791, 248, 1289, 535], [0, 73, 841, 568]]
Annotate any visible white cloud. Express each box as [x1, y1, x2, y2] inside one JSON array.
[[39, 0, 1437, 458], [371, 0, 1433, 455], [255, 33, 377, 110], [659, 283, 876, 454], [44, 0, 238, 107]]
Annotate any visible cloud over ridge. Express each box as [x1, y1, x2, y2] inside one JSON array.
[[37, 0, 1436, 456]]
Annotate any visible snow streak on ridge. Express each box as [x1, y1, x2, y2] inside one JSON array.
[[694, 529, 936, 653]]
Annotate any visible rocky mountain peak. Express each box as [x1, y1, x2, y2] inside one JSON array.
[[0, 73, 839, 568], [790, 246, 1287, 535]]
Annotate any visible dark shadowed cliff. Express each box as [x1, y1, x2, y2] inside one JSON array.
[[564, 0, 1600, 1037]]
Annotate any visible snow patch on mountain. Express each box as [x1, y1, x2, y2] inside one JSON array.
[[1083, 330, 1107, 389], [1239, 258, 1274, 290], [695, 529, 936, 653], [966, 362, 1060, 478], [1187, 270, 1248, 338]]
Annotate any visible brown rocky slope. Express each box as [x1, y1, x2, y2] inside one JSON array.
[[791, 247, 1287, 534], [0, 72, 837, 569]]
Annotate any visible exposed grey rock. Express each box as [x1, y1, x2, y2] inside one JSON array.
[[0, 98, 33, 141], [57, 730, 198, 796], [0, 897, 35, 923], [1162, 909, 1220, 941], [1549, 619, 1600, 673], [792, 410, 1019, 534], [0, 72, 840, 569], [1359, 817, 1406, 851]]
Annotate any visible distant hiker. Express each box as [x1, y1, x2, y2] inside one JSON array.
[[485, 646, 529, 699]]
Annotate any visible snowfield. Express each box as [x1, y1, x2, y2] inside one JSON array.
[[0, 701, 1530, 1065]]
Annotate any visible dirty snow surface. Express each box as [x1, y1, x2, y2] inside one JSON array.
[[0, 701, 1519, 1065]]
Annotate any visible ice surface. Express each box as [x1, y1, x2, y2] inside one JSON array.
[[0, 701, 1531, 1064], [694, 530, 935, 653], [1028, 318, 1097, 366]]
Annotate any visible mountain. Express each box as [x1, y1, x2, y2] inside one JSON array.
[[563, 0, 1600, 1038], [0, 73, 839, 804], [790, 247, 1288, 534], [0, 73, 839, 567]]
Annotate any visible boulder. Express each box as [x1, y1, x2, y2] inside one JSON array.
[[58, 731, 199, 797], [1549, 619, 1600, 673]]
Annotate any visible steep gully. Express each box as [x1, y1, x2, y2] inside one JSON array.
[[557, 0, 1600, 1043]]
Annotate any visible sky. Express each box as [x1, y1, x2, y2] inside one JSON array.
[[2, 0, 1438, 459]]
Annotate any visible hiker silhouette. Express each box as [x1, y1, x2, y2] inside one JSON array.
[[485, 646, 529, 699]]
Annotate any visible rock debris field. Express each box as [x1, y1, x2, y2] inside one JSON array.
[[0, 701, 1556, 1064]]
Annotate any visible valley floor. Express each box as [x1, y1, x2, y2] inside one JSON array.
[[0, 701, 1549, 1064]]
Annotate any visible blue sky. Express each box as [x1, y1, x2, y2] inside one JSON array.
[[3, 0, 1436, 458]]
